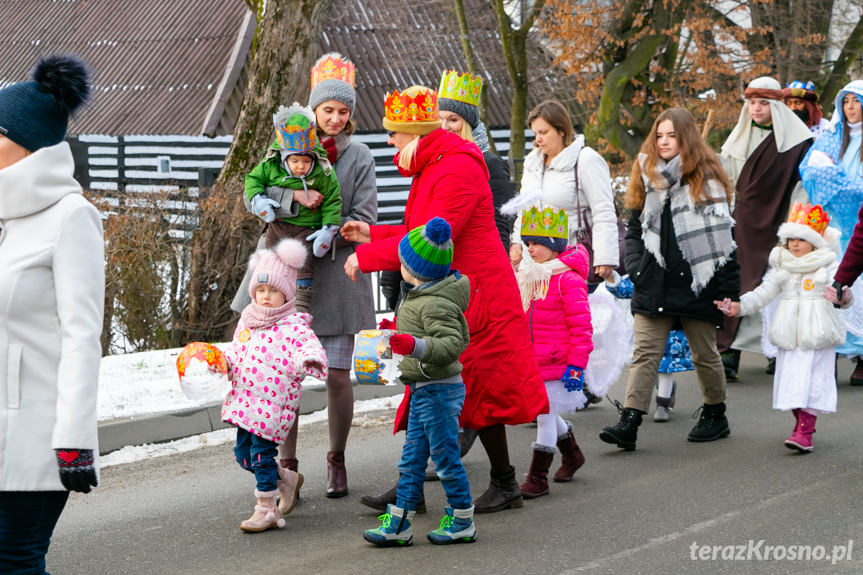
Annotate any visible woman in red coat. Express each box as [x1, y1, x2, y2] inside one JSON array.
[[342, 85, 547, 513]]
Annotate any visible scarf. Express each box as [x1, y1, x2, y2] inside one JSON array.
[[775, 245, 836, 275], [516, 256, 571, 311], [240, 301, 296, 329], [320, 131, 350, 164], [472, 121, 491, 153], [640, 154, 736, 296]]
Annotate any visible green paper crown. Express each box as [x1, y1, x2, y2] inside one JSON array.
[[438, 70, 482, 106], [521, 206, 568, 240]]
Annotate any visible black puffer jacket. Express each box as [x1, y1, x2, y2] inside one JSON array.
[[625, 203, 739, 325], [485, 152, 515, 252]]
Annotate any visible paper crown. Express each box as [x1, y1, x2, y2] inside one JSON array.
[[521, 206, 568, 240], [273, 103, 317, 154], [438, 70, 482, 106], [176, 342, 228, 379], [787, 202, 829, 235], [310, 52, 356, 89], [384, 87, 438, 123]]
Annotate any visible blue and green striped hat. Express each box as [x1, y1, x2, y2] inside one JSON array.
[[399, 217, 453, 282]]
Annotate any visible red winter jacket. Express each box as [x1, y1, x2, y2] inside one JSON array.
[[356, 129, 548, 430], [527, 245, 593, 380]]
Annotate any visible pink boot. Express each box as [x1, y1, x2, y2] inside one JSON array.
[[277, 466, 304, 515], [784, 410, 816, 453]]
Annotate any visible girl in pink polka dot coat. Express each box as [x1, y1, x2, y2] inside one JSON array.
[[221, 238, 328, 532]]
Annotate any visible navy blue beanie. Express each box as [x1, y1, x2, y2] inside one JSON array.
[[0, 55, 91, 152], [522, 235, 568, 254]]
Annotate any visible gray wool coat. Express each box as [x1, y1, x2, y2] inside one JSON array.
[[231, 137, 377, 337]]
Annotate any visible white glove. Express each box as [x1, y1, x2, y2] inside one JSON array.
[[306, 224, 340, 257], [808, 150, 835, 168], [251, 194, 281, 223]]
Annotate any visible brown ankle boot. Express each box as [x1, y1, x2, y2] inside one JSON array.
[[553, 423, 585, 482], [519, 446, 554, 499], [279, 457, 298, 472], [326, 451, 347, 498]]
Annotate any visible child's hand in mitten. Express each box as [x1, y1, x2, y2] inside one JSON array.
[[251, 194, 280, 223], [378, 317, 397, 330], [561, 365, 584, 392], [389, 334, 416, 355], [306, 224, 340, 257]]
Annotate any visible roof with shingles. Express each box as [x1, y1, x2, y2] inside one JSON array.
[[0, 0, 251, 136], [0, 0, 575, 136], [323, 0, 576, 131]]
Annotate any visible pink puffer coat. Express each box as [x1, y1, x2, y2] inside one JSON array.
[[221, 313, 328, 443], [527, 245, 593, 380]]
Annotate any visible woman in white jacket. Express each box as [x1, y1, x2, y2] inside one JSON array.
[[717, 203, 848, 453], [508, 99, 619, 284], [0, 56, 104, 573]]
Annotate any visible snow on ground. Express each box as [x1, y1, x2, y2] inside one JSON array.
[[98, 313, 397, 467]]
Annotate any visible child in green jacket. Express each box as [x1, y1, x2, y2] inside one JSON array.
[[363, 217, 476, 548], [245, 103, 342, 312]]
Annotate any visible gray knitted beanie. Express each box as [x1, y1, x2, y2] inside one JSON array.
[[438, 97, 479, 129], [309, 79, 356, 115]]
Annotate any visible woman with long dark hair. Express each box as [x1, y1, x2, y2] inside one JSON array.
[[599, 108, 739, 451]]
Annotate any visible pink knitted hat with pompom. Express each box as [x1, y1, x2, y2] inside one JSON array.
[[247, 239, 308, 306]]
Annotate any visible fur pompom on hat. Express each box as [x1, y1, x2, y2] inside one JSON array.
[[248, 239, 308, 305], [399, 217, 454, 282], [0, 54, 91, 152]]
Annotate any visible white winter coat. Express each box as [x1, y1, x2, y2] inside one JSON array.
[[0, 143, 105, 491], [515, 136, 619, 267], [739, 245, 845, 350]]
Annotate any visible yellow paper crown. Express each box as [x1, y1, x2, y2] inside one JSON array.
[[384, 87, 439, 124], [311, 53, 356, 89], [521, 206, 568, 240], [787, 202, 829, 235], [438, 70, 482, 106]]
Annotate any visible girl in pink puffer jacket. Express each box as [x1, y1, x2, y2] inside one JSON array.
[[222, 239, 328, 533], [515, 207, 593, 499]]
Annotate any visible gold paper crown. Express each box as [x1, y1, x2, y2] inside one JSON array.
[[438, 70, 482, 106], [384, 87, 439, 124], [787, 202, 829, 235], [311, 53, 356, 89], [521, 206, 568, 240]]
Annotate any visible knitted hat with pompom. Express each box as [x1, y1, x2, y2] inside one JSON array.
[[248, 239, 308, 308], [0, 54, 91, 152], [399, 217, 454, 282]]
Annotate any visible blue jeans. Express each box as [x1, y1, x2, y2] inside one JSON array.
[[0, 490, 69, 575], [234, 428, 279, 492], [396, 383, 471, 511]]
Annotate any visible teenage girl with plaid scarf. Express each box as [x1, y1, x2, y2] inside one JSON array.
[[599, 108, 740, 451]]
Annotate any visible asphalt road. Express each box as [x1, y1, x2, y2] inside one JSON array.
[[49, 352, 863, 574]]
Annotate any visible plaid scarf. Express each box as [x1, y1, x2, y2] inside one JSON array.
[[640, 154, 736, 296]]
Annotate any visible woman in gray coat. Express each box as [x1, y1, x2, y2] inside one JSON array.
[[275, 53, 377, 498]]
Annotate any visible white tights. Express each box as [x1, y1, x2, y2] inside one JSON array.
[[657, 373, 674, 398], [536, 409, 570, 449]]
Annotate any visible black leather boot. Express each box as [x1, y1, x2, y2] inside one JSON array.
[[472, 466, 524, 514], [688, 402, 730, 442], [359, 481, 426, 514], [599, 403, 643, 451]]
